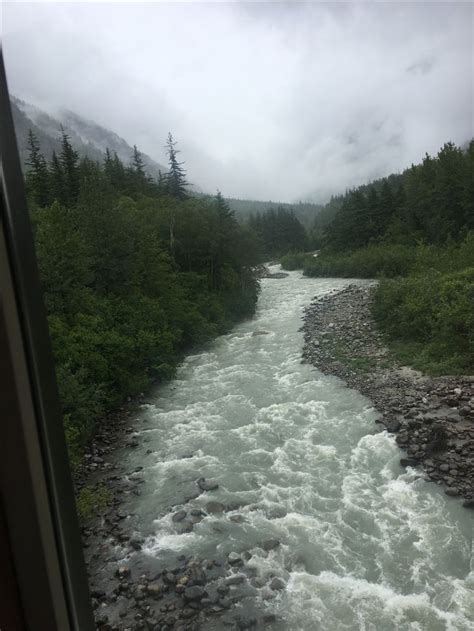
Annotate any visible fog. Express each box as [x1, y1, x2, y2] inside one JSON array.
[[2, 1, 473, 202]]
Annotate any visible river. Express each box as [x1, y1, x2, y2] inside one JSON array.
[[117, 268, 473, 630]]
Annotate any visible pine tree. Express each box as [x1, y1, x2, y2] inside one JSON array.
[[165, 133, 189, 199], [50, 150, 67, 205], [25, 130, 50, 207], [131, 145, 146, 175], [59, 127, 80, 205]]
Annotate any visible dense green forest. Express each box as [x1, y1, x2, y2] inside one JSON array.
[[226, 197, 322, 228], [247, 207, 308, 259], [26, 130, 260, 464], [281, 141, 474, 374]]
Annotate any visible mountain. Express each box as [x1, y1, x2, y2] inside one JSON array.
[[10, 96, 167, 177]]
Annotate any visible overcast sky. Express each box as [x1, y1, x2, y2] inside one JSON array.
[[3, 1, 473, 202]]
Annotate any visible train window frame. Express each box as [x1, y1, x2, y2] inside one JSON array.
[[0, 49, 94, 630]]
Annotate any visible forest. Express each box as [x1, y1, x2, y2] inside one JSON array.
[[25, 130, 261, 464], [281, 141, 474, 374]]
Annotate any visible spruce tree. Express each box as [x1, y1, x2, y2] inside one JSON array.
[[25, 130, 50, 207], [50, 150, 67, 206], [165, 133, 189, 199], [59, 127, 80, 205]]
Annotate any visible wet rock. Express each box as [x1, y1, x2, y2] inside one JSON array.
[[386, 419, 401, 433], [226, 575, 245, 586], [262, 539, 280, 551], [206, 501, 225, 513], [184, 585, 206, 601], [172, 510, 187, 522], [270, 577, 286, 591], [146, 582, 163, 599], [228, 552, 243, 566], [462, 499, 474, 509], [129, 537, 143, 550], [115, 566, 131, 579], [197, 477, 219, 492], [400, 458, 418, 468]]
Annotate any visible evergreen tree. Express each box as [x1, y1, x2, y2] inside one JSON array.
[[59, 127, 80, 205], [50, 150, 67, 206], [25, 130, 50, 207], [165, 133, 189, 199]]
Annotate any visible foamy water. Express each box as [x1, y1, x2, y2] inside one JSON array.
[[118, 268, 473, 630]]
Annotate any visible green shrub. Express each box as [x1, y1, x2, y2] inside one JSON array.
[[373, 267, 474, 374], [280, 251, 309, 270]]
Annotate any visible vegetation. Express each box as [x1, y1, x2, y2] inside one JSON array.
[[248, 207, 307, 260], [26, 130, 260, 465], [76, 484, 112, 520], [298, 141, 474, 374]]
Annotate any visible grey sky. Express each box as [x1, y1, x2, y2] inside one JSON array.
[[2, 1, 473, 202]]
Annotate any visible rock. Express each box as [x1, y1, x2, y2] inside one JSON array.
[[129, 537, 143, 550], [184, 585, 206, 601], [228, 552, 243, 566], [445, 488, 460, 497], [197, 478, 219, 491], [385, 419, 401, 433], [270, 577, 286, 591], [206, 501, 225, 513], [226, 575, 245, 586], [262, 539, 280, 551], [462, 499, 474, 509], [172, 510, 187, 522], [115, 566, 131, 579], [439, 464, 450, 472], [400, 458, 418, 468], [229, 514, 245, 523], [146, 582, 163, 599], [163, 572, 177, 585]]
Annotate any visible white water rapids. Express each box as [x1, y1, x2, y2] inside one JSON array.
[[119, 268, 473, 630]]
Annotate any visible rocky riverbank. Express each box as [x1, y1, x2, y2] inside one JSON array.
[[77, 405, 282, 631], [302, 284, 474, 506]]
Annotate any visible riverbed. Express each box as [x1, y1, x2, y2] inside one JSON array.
[[91, 268, 473, 630]]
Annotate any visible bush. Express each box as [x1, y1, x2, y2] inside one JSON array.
[[280, 251, 309, 270], [303, 244, 416, 278], [373, 267, 474, 374]]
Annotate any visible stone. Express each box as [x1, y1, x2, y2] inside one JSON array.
[[462, 499, 474, 509], [385, 419, 401, 433], [197, 478, 219, 491], [129, 537, 143, 551], [228, 552, 243, 565], [115, 566, 131, 579], [262, 539, 280, 551], [270, 577, 286, 591], [183, 585, 206, 601], [400, 458, 418, 468], [172, 510, 187, 523], [226, 575, 245, 586], [445, 488, 460, 497], [206, 501, 225, 514], [146, 582, 163, 599]]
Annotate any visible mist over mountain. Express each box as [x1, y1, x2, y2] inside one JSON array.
[[11, 96, 167, 178]]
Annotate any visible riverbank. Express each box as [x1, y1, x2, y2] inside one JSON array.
[[302, 284, 474, 505], [77, 389, 283, 630]]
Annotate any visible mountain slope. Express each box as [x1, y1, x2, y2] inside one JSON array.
[[11, 96, 167, 177]]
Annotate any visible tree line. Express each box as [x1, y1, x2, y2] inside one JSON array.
[[25, 129, 260, 464], [291, 140, 473, 375], [319, 141, 473, 251]]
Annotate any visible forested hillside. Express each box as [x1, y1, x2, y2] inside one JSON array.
[[282, 141, 474, 374], [26, 129, 260, 463], [11, 96, 167, 178]]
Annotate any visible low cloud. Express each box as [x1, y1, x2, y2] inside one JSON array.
[[3, 1, 473, 202]]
